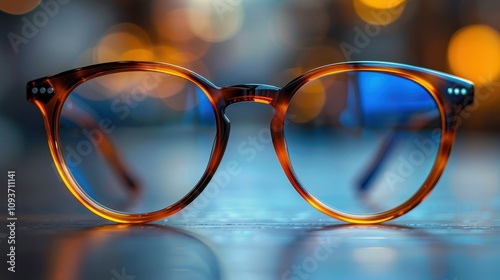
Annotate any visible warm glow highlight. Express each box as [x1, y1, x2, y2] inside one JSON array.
[[153, 7, 195, 42], [80, 72, 147, 100], [94, 23, 152, 63], [353, 0, 405, 25], [448, 24, 500, 84], [91, 23, 153, 94], [360, 0, 405, 9], [0, 0, 40, 15], [187, 1, 243, 42], [289, 81, 326, 123], [151, 76, 187, 99], [152, 2, 211, 61]]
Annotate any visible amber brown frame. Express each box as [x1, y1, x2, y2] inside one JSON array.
[[27, 61, 474, 224]]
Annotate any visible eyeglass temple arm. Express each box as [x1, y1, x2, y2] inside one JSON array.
[[356, 131, 400, 192], [63, 99, 141, 197], [355, 114, 437, 194]]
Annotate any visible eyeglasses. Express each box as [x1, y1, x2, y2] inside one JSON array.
[[27, 61, 474, 224]]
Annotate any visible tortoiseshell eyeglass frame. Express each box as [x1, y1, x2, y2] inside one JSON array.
[[27, 61, 474, 224]]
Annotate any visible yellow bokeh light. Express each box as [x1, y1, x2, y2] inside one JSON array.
[[94, 23, 152, 63], [91, 23, 154, 94], [154, 37, 211, 63], [95, 31, 143, 62], [360, 0, 405, 10], [121, 49, 155, 61], [448, 24, 500, 84], [353, 0, 405, 25], [289, 80, 326, 123], [0, 0, 40, 15], [152, 45, 187, 64]]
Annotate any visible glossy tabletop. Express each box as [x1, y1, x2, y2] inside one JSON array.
[[1, 122, 499, 280]]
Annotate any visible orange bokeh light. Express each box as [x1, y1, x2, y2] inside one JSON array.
[[0, 0, 40, 15], [94, 23, 153, 63], [153, 7, 195, 42], [360, 0, 405, 10], [448, 24, 500, 84], [289, 80, 327, 123], [353, 0, 406, 25]]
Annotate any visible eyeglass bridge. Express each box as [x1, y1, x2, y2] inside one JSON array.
[[221, 84, 280, 106]]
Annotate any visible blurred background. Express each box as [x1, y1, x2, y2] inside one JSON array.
[[1, 1, 500, 280], [0, 0, 499, 220]]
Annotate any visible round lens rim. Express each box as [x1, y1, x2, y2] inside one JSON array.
[[272, 65, 456, 224], [42, 62, 228, 223]]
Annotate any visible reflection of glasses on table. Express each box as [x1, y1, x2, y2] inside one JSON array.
[[27, 61, 474, 224]]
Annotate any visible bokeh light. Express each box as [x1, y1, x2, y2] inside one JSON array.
[[186, 0, 243, 42], [154, 79, 187, 99], [288, 80, 326, 123], [152, 2, 211, 61], [154, 7, 195, 42], [447, 24, 500, 84], [152, 45, 211, 77], [0, 0, 40, 15], [353, 0, 406, 25], [89, 23, 153, 94], [94, 23, 153, 63], [152, 40, 210, 64], [360, 0, 405, 9]]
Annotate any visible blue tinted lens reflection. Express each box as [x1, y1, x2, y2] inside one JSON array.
[[59, 72, 217, 214], [341, 72, 439, 128], [285, 71, 442, 215]]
